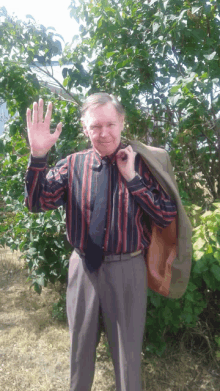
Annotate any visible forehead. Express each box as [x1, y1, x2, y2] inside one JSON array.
[[84, 103, 121, 124]]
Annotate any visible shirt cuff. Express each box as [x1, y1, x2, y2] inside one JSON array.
[[126, 173, 146, 190], [28, 154, 48, 169]]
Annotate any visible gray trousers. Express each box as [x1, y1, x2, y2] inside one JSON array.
[[66, 249, 148, 391]]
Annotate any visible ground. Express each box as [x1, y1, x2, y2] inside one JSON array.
[[0, 247, 220, 391]]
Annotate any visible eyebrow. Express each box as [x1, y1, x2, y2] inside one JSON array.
[[90, 122, 116, 127]]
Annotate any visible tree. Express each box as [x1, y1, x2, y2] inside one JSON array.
[[0, 7, 87, 293], [64, 0, 220, 204]]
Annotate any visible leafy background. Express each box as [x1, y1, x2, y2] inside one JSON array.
[[0, 0, 220, 360]]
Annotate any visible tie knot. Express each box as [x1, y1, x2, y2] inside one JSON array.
[[101, 157, 110, 165]]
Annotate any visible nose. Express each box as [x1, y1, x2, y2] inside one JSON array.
[[100, 126, 109, 138]]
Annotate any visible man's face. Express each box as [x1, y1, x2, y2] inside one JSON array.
[[82, 102, 124, 157]]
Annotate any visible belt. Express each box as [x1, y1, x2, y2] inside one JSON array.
[[74, 248, 142, 262]]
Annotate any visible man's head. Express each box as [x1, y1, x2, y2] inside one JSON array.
[[81, 93, 125, 157]]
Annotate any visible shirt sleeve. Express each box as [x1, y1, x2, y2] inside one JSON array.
[[126, 159, 177, 229], [25, 154, 68, 213]]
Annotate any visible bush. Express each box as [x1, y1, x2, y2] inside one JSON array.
[[143, 202, 220, 357]]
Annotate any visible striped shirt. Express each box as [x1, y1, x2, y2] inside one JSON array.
[[25, 145, 177, 254]]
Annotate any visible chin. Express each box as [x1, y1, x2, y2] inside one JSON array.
[[101, 145, 114, 152]]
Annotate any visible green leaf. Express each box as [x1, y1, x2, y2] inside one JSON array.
[[211, 265, 220, 281], [106, 51, 116, 59], [201, 211, 212, 219], [28, 247, 37, 255], [203, 271, 217, 289], [33, 282, 42, 294], [150, 294, 161, 308], [63, 78, 68, 87], [97, 18, 103, 28], [170, 85, 182, 94], [152, 22, 160, 34], [193, 237, 206, 251], [214, 252, 220, 261], [192, 6, 202, 14], [206, 245, 213, 254], [203, 52, 216, 61], [193, 250, 205, 261], [168, 94, 181, 105]]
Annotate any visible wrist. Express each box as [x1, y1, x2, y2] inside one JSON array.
[[126, 173, 145, 188], [125, 172, 136, 182], [31, 151, 47, 158]]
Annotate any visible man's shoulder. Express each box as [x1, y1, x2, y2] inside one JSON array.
[[130, 140, 169, 172]]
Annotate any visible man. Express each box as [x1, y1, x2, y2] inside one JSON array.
[[25, 93, 187, 391]]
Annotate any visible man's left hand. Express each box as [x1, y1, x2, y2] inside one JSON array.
[[116, 145, 136, 182]]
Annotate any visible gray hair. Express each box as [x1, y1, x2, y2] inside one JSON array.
[[80, 92, 126, 120]]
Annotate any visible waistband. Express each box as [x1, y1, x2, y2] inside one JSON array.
[[74, 248, 143, 262]]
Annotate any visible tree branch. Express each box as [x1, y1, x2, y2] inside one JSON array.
[[31, 62, 82, 107]]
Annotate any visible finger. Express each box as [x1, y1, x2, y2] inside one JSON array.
[[26, 108, 32, 130], [121, 153, 128, 161], [44, 102, 52, 124], [116, 149, 128, 161], [32, 102, 38, 124], [117, 148, 128, 156], [52, 122, 63, 141], [38, 98, 44, 123]]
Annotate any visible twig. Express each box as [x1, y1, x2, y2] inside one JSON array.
[[31, 62, 81, 107]]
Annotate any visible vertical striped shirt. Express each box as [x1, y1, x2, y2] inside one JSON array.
[[25, 145, 177, 254]]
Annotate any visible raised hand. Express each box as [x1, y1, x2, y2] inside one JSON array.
[[116, 145, 136, 182], [26, 98, 63, 158]]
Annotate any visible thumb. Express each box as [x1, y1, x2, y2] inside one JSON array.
[[52, 122, 63, 141]]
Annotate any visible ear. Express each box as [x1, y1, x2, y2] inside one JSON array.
[[120, 115, 125, 131]]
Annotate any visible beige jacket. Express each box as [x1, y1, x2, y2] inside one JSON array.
[[130, 140, 192, 299]]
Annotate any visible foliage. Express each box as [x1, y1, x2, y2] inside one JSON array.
[[0, 126, 87, 293], [0, 2, 220, 357], [52, 293, 67, 322], [66, 0, 220, 203], [144, 202, 220, 356]]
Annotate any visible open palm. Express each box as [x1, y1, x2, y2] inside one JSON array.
[[26, 98, 62, 157]]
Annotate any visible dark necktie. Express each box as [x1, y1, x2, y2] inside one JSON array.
[[85, 157, 110, 272]]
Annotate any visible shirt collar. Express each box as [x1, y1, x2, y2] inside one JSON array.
[[93, 142, 126, 167]]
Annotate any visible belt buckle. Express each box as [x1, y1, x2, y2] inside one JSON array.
[[131, 249, 142, 257]]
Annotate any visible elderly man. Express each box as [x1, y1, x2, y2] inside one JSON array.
[[25, 93, 182, 391]]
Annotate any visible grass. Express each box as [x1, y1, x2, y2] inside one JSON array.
[[0, 247, 220, 391]]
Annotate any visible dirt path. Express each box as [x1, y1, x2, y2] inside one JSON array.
[[1, 247, 220, 391]]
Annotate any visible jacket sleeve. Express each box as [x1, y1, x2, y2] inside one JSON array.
[[126, 156, 177, 229], [25, 155, 68, 213]]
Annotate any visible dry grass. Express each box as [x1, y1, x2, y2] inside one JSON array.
[[0, 247, 220, 391]]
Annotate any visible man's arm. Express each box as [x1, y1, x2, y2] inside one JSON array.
[[126, 161, 177, 229], [115, 145, 177, 228], [25, 155, 68, 212]]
